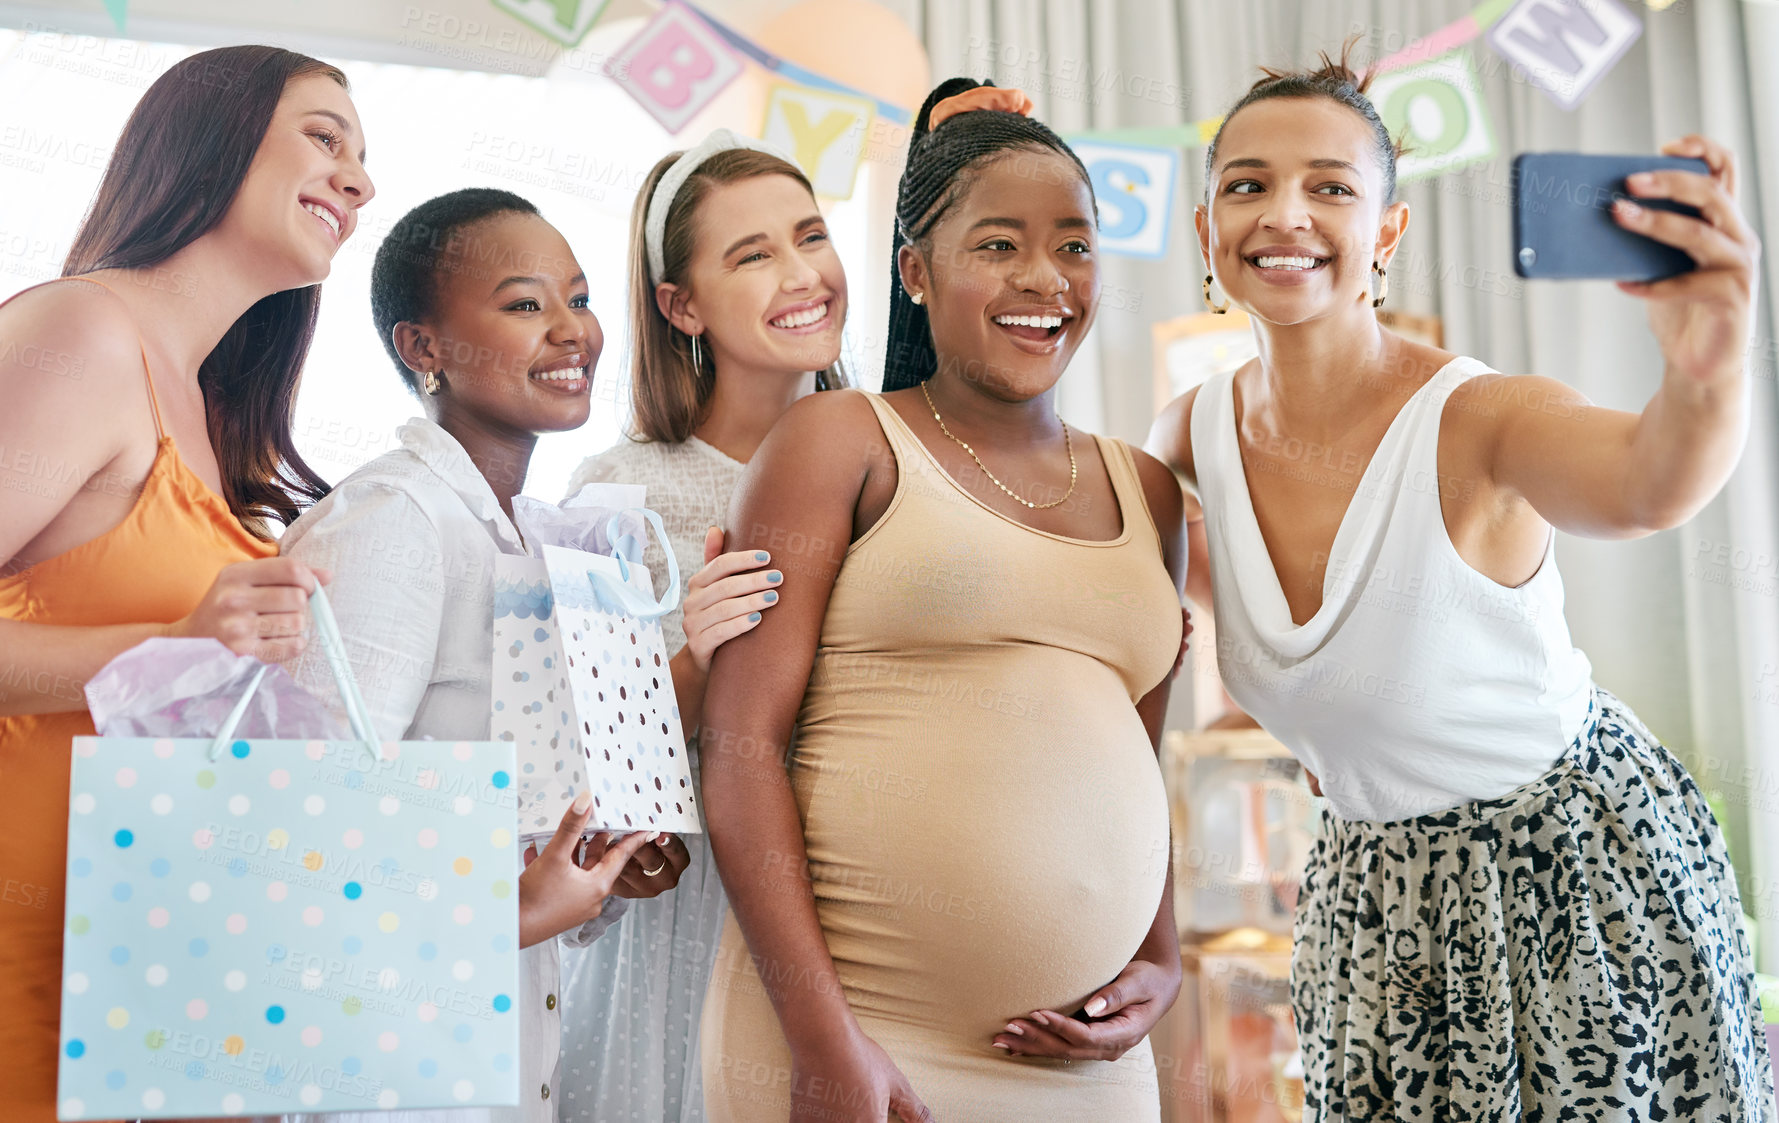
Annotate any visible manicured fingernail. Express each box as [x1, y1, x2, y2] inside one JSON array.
[[748, 611, 761, 622], [1031, 1011, 1048, 1025], [1085, 997, 1108, 1016], [768, 571, 783, 583], [1004, 1022, 1024, 1036], [1616, 198, 1641, 219], [571, 791, 591, 813], [656, 833, 670, 844], [1627, 172, 1651, 191], [991, 1041, 1011, 1051], [763, 590, 777, 603], [754, 551, 769, 562]]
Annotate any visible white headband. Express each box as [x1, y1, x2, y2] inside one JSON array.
[[645, 128, 794, 286]]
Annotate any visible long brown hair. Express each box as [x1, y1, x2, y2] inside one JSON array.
[[627, 148, 849, 444], [64, 44, 345, 533]]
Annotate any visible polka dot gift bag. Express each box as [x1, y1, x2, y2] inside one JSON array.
[[491, 502, 700, 848], [58, 587, 520, 1119]]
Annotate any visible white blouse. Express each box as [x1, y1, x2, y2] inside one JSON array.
[[279, 417, 623, 1123]]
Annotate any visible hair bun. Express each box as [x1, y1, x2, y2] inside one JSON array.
[[912, 77, 991, 138], [928, 86, 1034, 130]]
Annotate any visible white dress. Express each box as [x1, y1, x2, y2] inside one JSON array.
[[277, 417, 625, 1123], [555, 436, 744, 1123]]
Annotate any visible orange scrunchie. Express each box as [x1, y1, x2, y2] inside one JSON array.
[[927, 85, 1035, 129]]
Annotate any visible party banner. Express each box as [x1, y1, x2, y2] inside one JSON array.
[[490, 0, 611, 46], [1486, 0, 1642, 110], [760, 84, 875, 199], [1072, 142, 1179, 259], [689, 2, 912, 126], [1073, 0, 1653, 148], [1368, 51, 1496, 181], [605, 0, 744, 134], [1371, 0, 1517, 72]]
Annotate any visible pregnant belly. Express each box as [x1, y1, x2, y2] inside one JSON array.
[[791, 662, 1169, 1045]]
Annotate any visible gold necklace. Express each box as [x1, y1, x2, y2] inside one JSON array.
[[920, 380, 1077, 510]]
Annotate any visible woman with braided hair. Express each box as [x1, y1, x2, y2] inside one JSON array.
[[696, 79, 1186, 1121]]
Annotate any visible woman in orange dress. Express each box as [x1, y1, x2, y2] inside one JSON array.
[[0, 45, 374, 1122]]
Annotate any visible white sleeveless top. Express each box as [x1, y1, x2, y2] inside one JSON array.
[[1190, 357, 1595, 822]]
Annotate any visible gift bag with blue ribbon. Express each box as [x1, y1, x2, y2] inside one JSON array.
[[58, 588, 520, 1120], [493, 494, 700, 844]]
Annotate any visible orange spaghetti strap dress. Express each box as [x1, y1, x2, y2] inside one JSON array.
[[0, 277, 275, 1121]]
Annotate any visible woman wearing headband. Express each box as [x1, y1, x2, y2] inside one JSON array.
[[697, 81, 1185, 1120], [557, 128, 849, 1123]]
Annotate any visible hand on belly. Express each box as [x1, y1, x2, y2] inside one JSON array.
[[992, 956, 1180, 1062], [814, 821, 1168, 1053]]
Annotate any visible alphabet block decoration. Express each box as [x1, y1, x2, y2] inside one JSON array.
[[760, 84, 875, 200], [1485, 0, 1642, 111], [1367, 51, 1496, 182], [491, 0, 611, 47], [1070, 142, 1179, 259], [606, 0, 744, 134]]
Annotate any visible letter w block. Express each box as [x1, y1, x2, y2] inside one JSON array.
[[1485, 0, 1642, 110]]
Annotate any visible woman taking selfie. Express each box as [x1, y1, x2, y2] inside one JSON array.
[[0, 46, 372, 1121], [1147, 48, 1773, 1122]]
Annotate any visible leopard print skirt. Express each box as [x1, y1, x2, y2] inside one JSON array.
[[1293, 688, 1776, 1122]]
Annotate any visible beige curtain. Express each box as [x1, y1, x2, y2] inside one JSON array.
[[886, 0, 1779, 968]]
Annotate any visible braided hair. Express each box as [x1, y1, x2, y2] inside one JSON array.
[[370, 187, 540, 395], [883, 78, 1095, 392]]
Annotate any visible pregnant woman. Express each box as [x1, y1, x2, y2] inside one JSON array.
[[1148, 49, 1774, 1121], [698, 81, 1186, 1121]]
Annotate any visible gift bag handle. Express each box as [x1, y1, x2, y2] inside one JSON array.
[[207, 585, 383, 764], [592, 507, 682, 620]]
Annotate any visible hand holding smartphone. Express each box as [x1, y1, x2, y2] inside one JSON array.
[[1514, 137, 1761, 394], [1512, 152, 1709, 281]]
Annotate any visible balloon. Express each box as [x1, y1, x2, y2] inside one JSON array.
[[753, 0, 930, 113]]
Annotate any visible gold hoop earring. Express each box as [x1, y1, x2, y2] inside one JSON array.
[[422, 369, 441, 395], [1371, 261, 1388, 309], [1203, 273, 1229, 315], [690, 332, 703, 372]]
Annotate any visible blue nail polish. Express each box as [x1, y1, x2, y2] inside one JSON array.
[[763, 590, 777, 604], [768, 571, 783, 584], [754, 551, 769, 562], [747, 611, 761, 622]]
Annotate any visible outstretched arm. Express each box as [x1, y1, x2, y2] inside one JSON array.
[[1482, 136, 1761, 538]]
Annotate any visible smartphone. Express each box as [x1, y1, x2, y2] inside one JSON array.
[[1512, 152, 1708, 281]]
